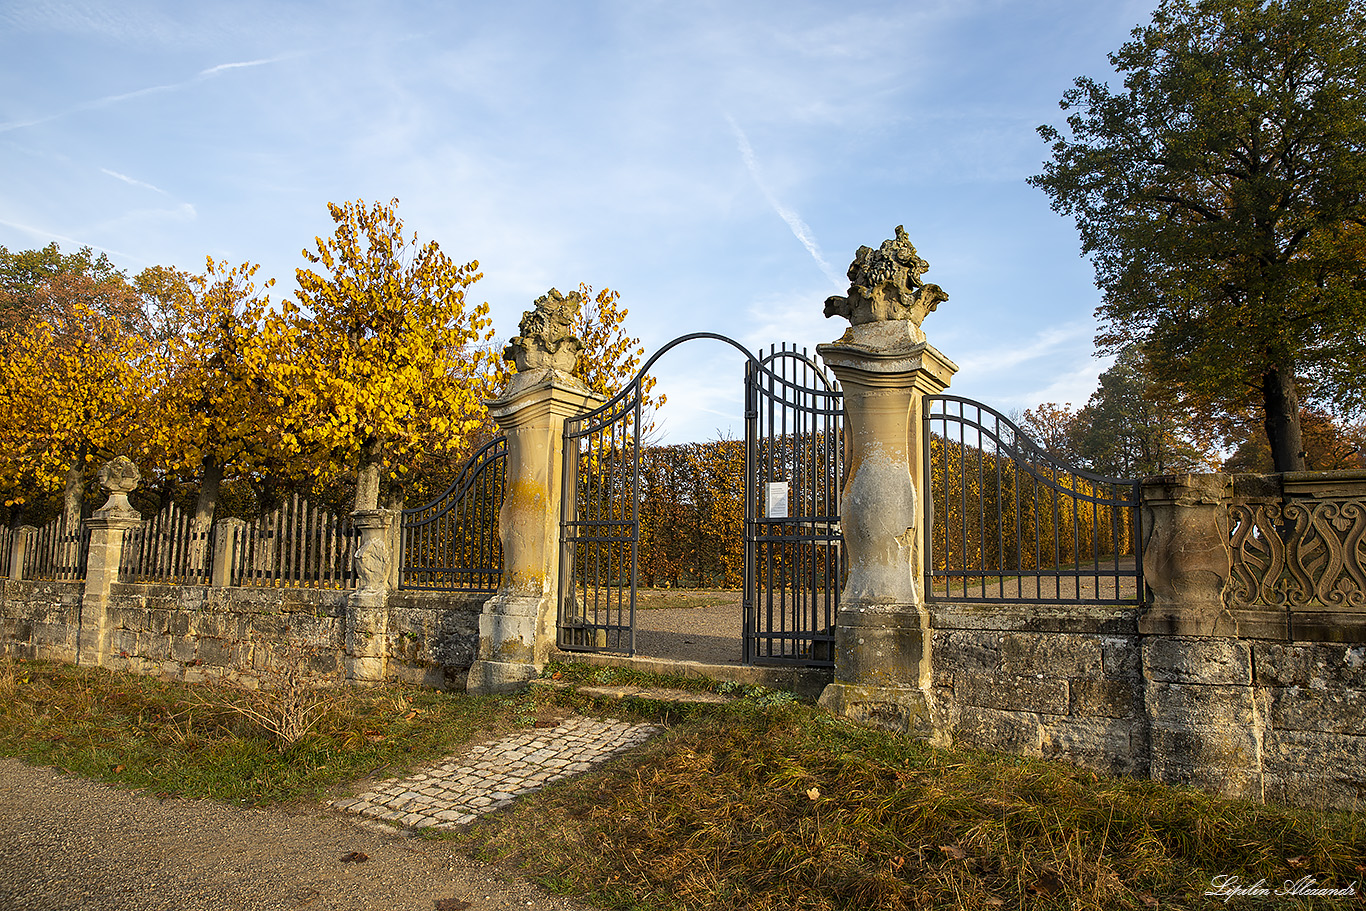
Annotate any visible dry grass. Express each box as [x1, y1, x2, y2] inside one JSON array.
[[457, 689, 1366, 911]]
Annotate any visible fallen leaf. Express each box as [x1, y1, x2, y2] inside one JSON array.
[[1287, 855, 1307, 868], [1028, 868, 1062, 895], [403, 710, 417, 720], [984, 899, 1005, 908], [806, 787, 820, 800], [889, 855, 905, 872], [938, 844, 968, 861], [434, 900, 471, 911], [113, 764, 125, 774], [340, 851, 368, 863], [1139, 892, 1159, 908]]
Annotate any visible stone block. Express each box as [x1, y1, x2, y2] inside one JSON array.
[[110, 628, 138, 656], [1149, 725, 1263, 776], [999, 632, 1104, 677], [1143, 637, 1252, 685], [170, 636, 197, 663], [1069, 678, 1141, 719], [1265, 770, 1366, 812], [1263, 730, 1366, 770], [197, 636, 232, 668], [1146, 681, 1267, 728], [1268, 687, 1366, 734], [952, 672, 1069, 714], [1099, 635, 1142, 679], [1039, 716, 1147, 777], [950, 705, 1043, 755], [932, 630, 1001, 674], [1255, 642, 1366, 689]]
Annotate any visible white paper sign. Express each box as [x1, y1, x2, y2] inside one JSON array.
[[766, 482, 789, 519]]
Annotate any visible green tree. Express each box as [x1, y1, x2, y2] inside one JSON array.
[[1030, 0, 1366, 472], [1071, 346, 1217, 477]]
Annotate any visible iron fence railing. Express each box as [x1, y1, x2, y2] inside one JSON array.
[[923, 395, 1142, 604], [399, 436, 506, 593]]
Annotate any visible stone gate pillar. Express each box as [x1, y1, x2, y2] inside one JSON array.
[[815, 227, 957, 732], [466, 290, 603, 695], [79, 457, 142, 667]]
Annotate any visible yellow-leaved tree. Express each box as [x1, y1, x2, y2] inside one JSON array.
[[139, 258, 284, 527], [284, 198, 500, 510], [571, 284, 665, 433], [0, 300, 149, 521]]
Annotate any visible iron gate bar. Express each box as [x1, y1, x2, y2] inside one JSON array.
[[558, 333, 843, 665], [923, 395, 1143, 605], [398, 435, 507, 592]]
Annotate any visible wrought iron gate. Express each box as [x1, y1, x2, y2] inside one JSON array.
[[557, 334, 844, 665], [922, 395, 1142, 604], [744, 346, 843, 665]]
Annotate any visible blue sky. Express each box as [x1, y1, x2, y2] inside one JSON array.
[[0, 0, 1155, 443]]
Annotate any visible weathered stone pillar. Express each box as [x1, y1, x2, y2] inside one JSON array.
[[815, 227, 956, 732], [346, 509, 392, 683], [1139, 473, 1233, 637], [1138, 473, 1264, 800], [78, 458, 142, 667], [8, 526, 36, 581], [467, 289, 603, 695]]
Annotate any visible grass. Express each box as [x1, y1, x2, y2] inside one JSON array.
[[0, 655, 564, 805], [632, 588, 742, 611], [1, 655, 1363, 910]]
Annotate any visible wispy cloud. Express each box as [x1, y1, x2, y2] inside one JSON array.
[[100, 168, 169, 195], [953, 324, 1093, 376], [0, 54, 296, 134], [726, 115, 843, 289]]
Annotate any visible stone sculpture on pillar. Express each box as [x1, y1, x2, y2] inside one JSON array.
[[466, 289, 603, 695], [816, 227, 957, 733]]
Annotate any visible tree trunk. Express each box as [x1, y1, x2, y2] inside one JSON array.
[[1262, 362, 1306, 472], [62, 464, 83, 528], [354, 435, 383, 512], [191, 456, 223, 572]]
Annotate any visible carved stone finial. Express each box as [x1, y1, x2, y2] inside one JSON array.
[[94, 456, 141, 520], [824, 226, 948, 340], [504, 288, 584, 374]]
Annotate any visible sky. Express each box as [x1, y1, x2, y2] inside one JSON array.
[[0, 0, 1157, 444]]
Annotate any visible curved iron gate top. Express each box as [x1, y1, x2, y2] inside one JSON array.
[[557, 333, 844, 666], [398, 435, 507, 593], [923, 395, 1143, 605]]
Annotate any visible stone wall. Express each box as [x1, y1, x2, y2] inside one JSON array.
[[931, 604, 1147, 779], [0, 577, 487, 690], [927, 600, 1366, 811]]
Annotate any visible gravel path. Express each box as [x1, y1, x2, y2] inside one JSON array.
[[633, 600, 744, 666], [0, 759, 588, 911]]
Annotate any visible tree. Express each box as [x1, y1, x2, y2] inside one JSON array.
[[1071, 346, 1217, 477], [571, 283, 665, 427], [287, 198, 500, 510], [0, 243, 141, 333], [139, 258, 283, 524], [1031, 0, 1366, 472], [0, 300, 149, 520]]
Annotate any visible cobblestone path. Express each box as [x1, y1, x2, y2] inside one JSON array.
[[331, 716, 660, 831]]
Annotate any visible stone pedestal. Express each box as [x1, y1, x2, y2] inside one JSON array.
[[816, 322, 956, 732], [466, 368, 602, 695], [346, 509, 392, 683], [1140, 473, 1232, 636]]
